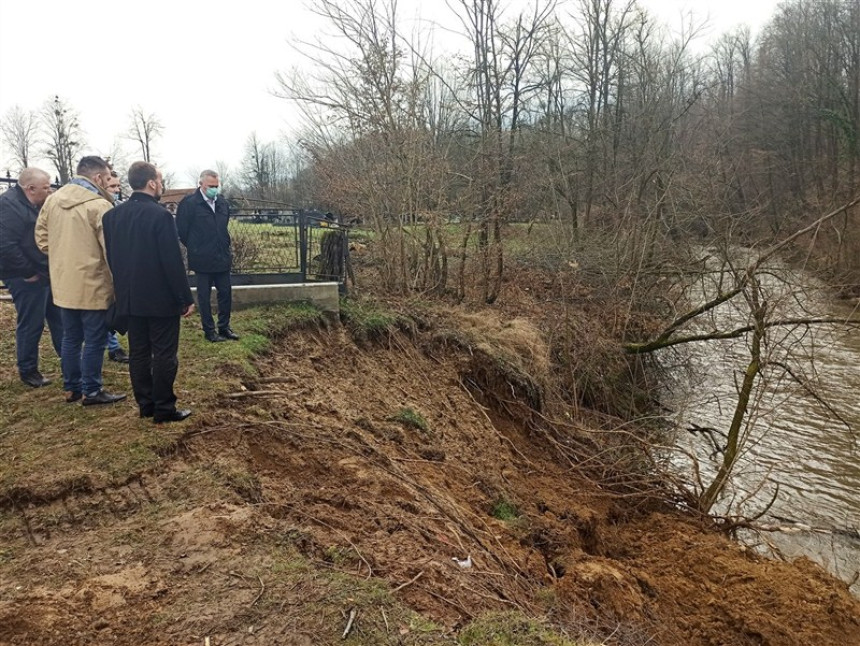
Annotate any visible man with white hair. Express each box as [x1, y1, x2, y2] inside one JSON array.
[[0, 168, 62, 387], [176, 169, 239, 342]]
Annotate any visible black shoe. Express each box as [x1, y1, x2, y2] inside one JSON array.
[[20, 371, 50, 388], [108, 348, 130, 363], [81, 389, 127, 406], [153, 409, 192, 424], [139, 408, 154, 418], [205, 331, 226, 342], [65, 391, 82, 403], [218, 328, 240, 341]]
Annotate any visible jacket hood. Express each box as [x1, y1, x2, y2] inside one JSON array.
[[51, 183, 110, 210]]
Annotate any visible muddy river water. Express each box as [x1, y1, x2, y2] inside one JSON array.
[[664, 262, 860, 595]]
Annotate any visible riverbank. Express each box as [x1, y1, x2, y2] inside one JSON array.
[[1, 299, 858, 645]]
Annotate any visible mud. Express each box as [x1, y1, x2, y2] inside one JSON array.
[[1, 319, 859, 645]]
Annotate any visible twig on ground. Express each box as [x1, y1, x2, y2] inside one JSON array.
[[226, 390, 284, 399], [392, 570, 424, 593], [342, 607, 357, 639], [252, 575, 265, 606]]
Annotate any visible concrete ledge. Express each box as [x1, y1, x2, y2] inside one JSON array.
[[3, 282, 341, 316], [192, 281, 340, 316]]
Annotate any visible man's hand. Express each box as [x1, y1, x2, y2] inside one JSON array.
[[24, 274, 40, 283], [182, 303, 196, 318]]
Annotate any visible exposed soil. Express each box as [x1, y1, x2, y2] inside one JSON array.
[[1, 307, 859, 645]]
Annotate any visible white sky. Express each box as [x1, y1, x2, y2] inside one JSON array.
[[0, 0, 781, 186]]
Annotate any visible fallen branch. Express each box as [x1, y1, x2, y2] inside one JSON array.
[[624, 195, 860, 355], [625, 317, 858, 353], [254, 376, 298, 384], [226, 390, 284, 399], [392, 570, 424, 593]]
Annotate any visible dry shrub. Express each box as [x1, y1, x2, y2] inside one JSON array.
[[549, 305, 653, 419], [453, 312, 551, 380], [433, 311, 551, 425], [230, 232, 261, 271]]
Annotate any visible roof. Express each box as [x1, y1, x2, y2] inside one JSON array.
[[161, 188, 196, 204]]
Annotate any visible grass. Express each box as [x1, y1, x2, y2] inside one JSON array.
[[459, 611, 595, 646], [490, 497, 520, 522], [391, 407, 429, 433], [0, 301, 325, 503], [340, 296, 401, 341]]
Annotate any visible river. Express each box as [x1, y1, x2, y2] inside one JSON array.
[[663, 255, 860, 595]]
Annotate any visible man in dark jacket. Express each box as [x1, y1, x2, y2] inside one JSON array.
[[176, 169, 239, 343], [103, 162, 196, 423], [0, 168, 62, 387]]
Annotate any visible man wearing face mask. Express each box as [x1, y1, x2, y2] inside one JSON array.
[[176, 169, 239, 342], [35, 156, 127, 406], [106, 171, 123, 204], [103, 162, 195, 423]]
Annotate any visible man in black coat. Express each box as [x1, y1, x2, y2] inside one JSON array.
[[0, 168, 63, 387], [103, 162, 195, 424], [176, 169, 239, 343]]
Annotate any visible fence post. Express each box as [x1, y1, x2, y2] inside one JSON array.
[[299, 210, 308, 282]]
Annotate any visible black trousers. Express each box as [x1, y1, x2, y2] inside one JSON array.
[[196, 271, 231, 334], [128, 315, 181, 419]]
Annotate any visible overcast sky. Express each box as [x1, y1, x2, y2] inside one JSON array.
[[0, 0, 782, 187]]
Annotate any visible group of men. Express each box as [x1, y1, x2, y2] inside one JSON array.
[[0, 156, 239, 424]]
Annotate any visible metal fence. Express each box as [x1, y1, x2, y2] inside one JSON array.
[[227, 210, 350, 286]]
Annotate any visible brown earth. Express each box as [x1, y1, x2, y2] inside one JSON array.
[[0, 300, 859, 645]]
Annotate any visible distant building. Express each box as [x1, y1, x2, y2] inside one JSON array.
[[160, 188, 196, 212]]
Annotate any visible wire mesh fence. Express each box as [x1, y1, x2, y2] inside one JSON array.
[[224, 211, 350, 285]]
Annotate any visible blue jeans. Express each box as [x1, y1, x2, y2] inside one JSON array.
[[60, 308, 108, 396], [106, 331, 121, 352], [3, 276, 63, 376]]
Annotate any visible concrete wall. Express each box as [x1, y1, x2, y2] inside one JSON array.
[[3, 282, 341, 317], [192, 282, 340, 316]]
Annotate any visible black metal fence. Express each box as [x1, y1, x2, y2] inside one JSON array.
[[226, 210, 350, 286]]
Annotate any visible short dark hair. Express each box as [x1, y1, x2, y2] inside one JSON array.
[[127, 161, 157, 190], [76, 155, 110, 177]]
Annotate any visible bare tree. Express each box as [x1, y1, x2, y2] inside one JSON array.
[[215, 160, 235, 195], [451, 0, 556, 302], [277, 0, 454, 293], [127, 107, 164, 163], [623, 197, 860, 512], [41, 96, 83, 184], [0, 105, 40, 171]]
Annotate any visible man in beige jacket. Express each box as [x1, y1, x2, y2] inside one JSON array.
[[35, 156, 127, 406]]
